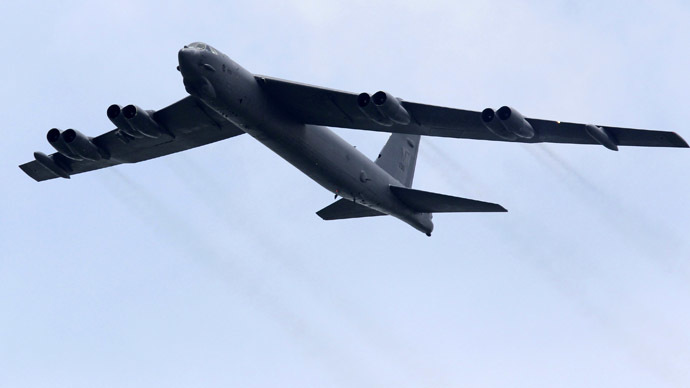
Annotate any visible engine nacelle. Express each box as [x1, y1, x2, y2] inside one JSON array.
[[107, 104, 144, 138], [47, 128, 83, 160], [357, 93, 393, 126], [496, 106, 534, 139], [62, 129, 107, 161], [371, 91, 411, 125], [480, 108, 518, 140], [122, 105, 163, 138]]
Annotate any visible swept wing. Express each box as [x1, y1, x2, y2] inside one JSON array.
[[256, 76, 688, 149], [20, 96, 245, 181]]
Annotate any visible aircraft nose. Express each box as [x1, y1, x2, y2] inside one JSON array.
[[179, 48, 216, 99], [178, 47, 194, 67], [178, 47, 203, 76]]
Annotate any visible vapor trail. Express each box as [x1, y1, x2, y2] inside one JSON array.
[[527, 145, 687, 272], [492, 221, 690, 388], [97, 169, 386, 387], [419, 139, 491, 197], [534, 145, 611, 197], [517, 145, 690, 382], [419, 142, 690, 383], [165, 154, 457, 387]]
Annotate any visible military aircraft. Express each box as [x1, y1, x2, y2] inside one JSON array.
[[20, 42, 688, 236]]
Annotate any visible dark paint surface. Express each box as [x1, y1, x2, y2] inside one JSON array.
[[19, 42, 688, 235]]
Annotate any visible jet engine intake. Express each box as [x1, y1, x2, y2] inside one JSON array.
[[371, 91, 411, 125], [47, 128, 82, 160], [480, 108, 518, 140], [107, 104, 144, 138], [357, 93, 393, 126], [62, 129, 107, 161], [496, 106, 535, 139], [122, 105, 163, 138]]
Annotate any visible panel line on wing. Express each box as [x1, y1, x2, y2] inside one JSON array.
[[193, 99, 224, 131], [328, 95, 354, 124]]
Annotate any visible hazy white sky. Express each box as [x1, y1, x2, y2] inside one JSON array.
[[1, 1, 689, 387]]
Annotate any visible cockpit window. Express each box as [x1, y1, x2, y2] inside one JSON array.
[[188, 42, 207, 50], [187, 42, 218, 55]]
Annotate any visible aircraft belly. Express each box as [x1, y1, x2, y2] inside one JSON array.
[[228, 114, 432, 233], [205, 79, 431, 233], [251, 123, 369, 195], [243, 120, 403, 211]]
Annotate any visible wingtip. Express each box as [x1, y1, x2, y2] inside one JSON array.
[[669, 132, 689, 148], [489, 203, 508, 212]]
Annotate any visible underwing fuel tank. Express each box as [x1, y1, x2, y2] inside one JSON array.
[[33, 151, 70, 179], [585, 124, 618, 151]]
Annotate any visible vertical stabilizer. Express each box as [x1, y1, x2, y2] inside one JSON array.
[[375, 133, 420, 187]]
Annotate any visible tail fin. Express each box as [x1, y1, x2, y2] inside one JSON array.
[[390, 186, 507, 213], [375, 133, 420, 187]]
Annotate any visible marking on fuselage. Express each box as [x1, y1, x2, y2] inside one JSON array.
[[399, 148, 411, 171]]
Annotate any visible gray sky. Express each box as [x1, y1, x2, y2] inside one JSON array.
[[2, 1, 689, 387]]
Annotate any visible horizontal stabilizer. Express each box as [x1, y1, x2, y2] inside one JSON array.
[[317, 199, 386, 220], [390, 185, 507, 213]]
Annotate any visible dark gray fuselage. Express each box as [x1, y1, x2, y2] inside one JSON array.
[[177, 45, 433, 234]]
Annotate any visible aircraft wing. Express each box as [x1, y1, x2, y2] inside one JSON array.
[[20, 96, 245, 181], [256, 75, 688, 149]]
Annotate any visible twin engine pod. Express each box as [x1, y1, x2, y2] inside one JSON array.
[[357, 91, 410, 126], [107, 104, 165, 138], [46, 128, 108, 161], [481, 106, 535, 140]]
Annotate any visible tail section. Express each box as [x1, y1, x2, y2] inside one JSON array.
[[390, 186, 507, 213], [316, 199, 385, 220], [375, 133, 420, 187]]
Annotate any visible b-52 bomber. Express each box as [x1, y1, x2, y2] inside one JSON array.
[[20, 42, 688, 236]]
